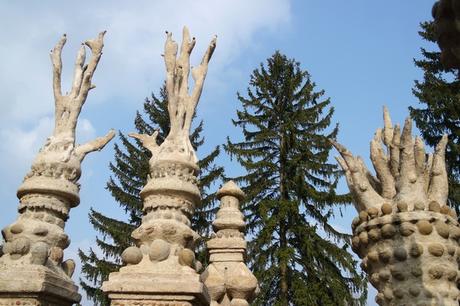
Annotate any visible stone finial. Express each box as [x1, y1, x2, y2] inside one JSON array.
[[102, 27, 216, 306], [332, 107, 460, 306], [202, 181, 259, 306], [0, 32, 113, 306]]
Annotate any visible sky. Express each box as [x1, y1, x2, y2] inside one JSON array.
[[0, 1, 437, 305]]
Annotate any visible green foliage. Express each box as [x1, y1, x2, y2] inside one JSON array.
[[78, 85, 223, 305], [410, 21, 460, 212], [225, 51, 366, 305]]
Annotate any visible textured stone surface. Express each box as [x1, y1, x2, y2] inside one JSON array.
[[0, 32, 113, 305], [103, 27, 216, 305], [332, 107, 460, 306], [201, 181, 258, 306]]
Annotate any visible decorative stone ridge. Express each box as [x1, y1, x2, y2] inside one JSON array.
[[201, 181, 259, 306], [102, 26, 216, 305], [0, 32, 114, 305], [332, 107, 460, 306]]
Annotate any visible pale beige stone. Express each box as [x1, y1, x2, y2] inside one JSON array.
[[201, 181, 259, 306], [332, 107, 460, 306], [0, 32, 113, 305], [102, 27, 216, 305]]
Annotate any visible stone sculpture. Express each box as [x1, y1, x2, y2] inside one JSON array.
[[102, 27, 216, 306], [201, 181, 258, 306], [331, 107, 460, 306], [0, 32, 114, 305]]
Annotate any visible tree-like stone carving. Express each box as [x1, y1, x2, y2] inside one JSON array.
[[201, 181, 258, 306], [0, 32, 114, 305], [332, 107, 460, 306], [102, 27, 216, 306]]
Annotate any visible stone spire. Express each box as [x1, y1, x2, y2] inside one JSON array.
[[201, 181, 258, 306], [332, 107, 460, 306], [0, 32, 114, 306], [102, 26, 216, 306]]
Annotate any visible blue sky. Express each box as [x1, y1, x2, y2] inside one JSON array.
[[0, 1, 436, 305]]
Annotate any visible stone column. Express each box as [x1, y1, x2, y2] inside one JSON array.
[[0, 32, 114, 306], [102, 27, 216, 306], [201, 181, 258, 306], [332, 107, 460, 306]]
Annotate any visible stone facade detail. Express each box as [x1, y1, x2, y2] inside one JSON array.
[[332, 107, 460, 306], [0, 32, 114, 306], [102, 27, 216, 305], [201, 181, 258, 306]]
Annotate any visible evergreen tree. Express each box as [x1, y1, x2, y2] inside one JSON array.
[[78, 85, 223, 305], [225, 52, 366, 306], [410, 21, 460, 212]]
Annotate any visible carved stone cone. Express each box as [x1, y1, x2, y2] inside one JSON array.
[[202, 181, 258, 306], [0, 32, 113, 306], [103, 27, 216, 306], [332, 107, 460, 306]]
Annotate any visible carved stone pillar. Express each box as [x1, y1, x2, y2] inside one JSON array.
[[332, 107, 460, 306], [0, 32, 114, 305], [102, 27, 216, 306], [201, 181, 258, 306]]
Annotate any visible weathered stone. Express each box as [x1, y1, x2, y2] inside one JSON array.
[[178, 248, 195, 267], [409, 243, 424, 257], [417, 220, 433, 235], [428, 243, 444, 256], [428, 266, 444, 279], [397, 201, 408, 212], [381, 203, 392, 215], [399, 222, 415, 236], [381, 224, 396, 238], [359, 211, 369, 222], [393, 248, 407, 261], [358, 231, 368, 245], [149, 239, 171, 262], [368, 207, 379, 218], [435, 222, 450, 239], [428, 201, 441, 212], [122, 246, 143, 265], [368, 228, 381, 241]]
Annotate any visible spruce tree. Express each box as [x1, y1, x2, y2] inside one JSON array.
[[78, 85, 223, 305], [225, 52, 366, 306], [410, 21, 460, 212]]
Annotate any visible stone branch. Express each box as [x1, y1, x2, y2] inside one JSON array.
[[331, 106, 449, 213], [163, 26, 216, 142], [50, 31, 106, 139], [75, 129, 115, 161]]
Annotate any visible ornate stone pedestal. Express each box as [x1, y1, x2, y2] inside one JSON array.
[[0, 266, 80, 306]]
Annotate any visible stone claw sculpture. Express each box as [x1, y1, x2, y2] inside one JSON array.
[[331, 107, 460, 306], [103, 27, 216, 306], [0, 32, 113, 306]]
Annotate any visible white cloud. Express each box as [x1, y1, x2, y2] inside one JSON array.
[[0, 0, 291, 124], [0, 0, 291, 191]]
